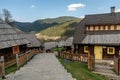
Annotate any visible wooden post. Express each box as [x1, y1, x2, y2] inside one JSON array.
[[1, 56, 5, 79], [118, 56, 120, 75], [88, 46, 91, 69], [88, 45, 94, 70], [16, 54, 19, 69]]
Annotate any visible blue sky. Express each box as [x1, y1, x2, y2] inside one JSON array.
[[0, 0, 120, 22]]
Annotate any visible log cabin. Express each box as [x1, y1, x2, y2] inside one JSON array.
[[64, 37, 73, 51], [73, 7, 120, 60], [0, 21, 29, 62], [24, 33, 41, 50]]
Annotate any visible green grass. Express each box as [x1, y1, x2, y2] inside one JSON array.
[[58, 58, 109, 80], [40, 19, 80, 37], [5, 64, 17, 75], [52, 47, 63, 52]]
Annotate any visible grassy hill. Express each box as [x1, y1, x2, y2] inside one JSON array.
[[13, 16, 79, 32], [37, 19, 80, 40]]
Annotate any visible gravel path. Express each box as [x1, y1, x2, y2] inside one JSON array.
[[8, 53, 75, 80]]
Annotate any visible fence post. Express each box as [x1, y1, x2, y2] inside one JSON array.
[[1, 56, 5, 79], [16, 54, 19, 69]]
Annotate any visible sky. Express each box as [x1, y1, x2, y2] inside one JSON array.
[[0, 0, 120, 22]]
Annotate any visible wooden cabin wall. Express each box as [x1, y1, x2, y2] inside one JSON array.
[[74, 44, 120, 60], [19, 44, 27, 53], [0, 47, 15, 62], [102, 46, 120, 59]]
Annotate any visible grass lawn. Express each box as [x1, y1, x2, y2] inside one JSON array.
[[58, 58, 109, 80], [52, 47, 63, 52], [5, 64, 17, 75]]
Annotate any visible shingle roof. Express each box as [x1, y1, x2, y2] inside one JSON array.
[[24, 34, 41, 47], [82, 34, 120, 45], [85, 12, 120, 25], [0, 22, 29, 49], [73, 19, 86, 44], [65, 37, 73, 46], [73, 12, 120, 44], [44, 41, 58, 50]]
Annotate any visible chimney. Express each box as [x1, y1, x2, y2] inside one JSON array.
[[111, 6, 115, 13]]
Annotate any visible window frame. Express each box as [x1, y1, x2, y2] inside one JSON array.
[[107, 47, 115, 54], [84, 46, 88, 53]]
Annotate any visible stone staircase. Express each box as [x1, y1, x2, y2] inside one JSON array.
[[93, 60, 120, 80], [7, 53, 76, 80]]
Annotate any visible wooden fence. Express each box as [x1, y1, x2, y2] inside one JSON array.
[[16, 49, 41, 69], [114, 57, 120, 75], [60, 52, 88, 63], [0, 56, 5, 78]]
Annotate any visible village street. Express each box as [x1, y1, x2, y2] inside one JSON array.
[[7, 53, 75, 80]]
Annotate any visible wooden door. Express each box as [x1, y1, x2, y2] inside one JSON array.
[[94, 46, 102, 60]]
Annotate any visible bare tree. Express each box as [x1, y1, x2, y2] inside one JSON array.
[[2, 9, 12, 24], [0, 13, 3, 21]]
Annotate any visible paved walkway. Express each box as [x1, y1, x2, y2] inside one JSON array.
[[8, 53, 75, 80]]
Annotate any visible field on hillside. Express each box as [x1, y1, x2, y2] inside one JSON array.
[[36, 19, 80, 41]]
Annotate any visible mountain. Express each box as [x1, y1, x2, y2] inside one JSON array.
[[36, 19, 81, 41], [13, 16, 79, 32]]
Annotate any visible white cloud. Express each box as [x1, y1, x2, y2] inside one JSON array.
[[68, 3, 86, 11], [115, 9, 120, 12], [30, 5, 35, 8], [80, 16, 85, 18]]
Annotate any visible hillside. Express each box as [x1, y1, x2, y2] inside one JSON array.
[[36, 19, 81, 41], [13, 16, 79, 32]]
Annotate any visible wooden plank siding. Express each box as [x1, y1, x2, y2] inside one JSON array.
[[76, 44, 119, 60]]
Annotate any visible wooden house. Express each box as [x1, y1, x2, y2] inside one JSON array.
[[64, 37, 73, 51], [73, 7, 120, 60], [0, 21, 29, 62], [24, 33, 41, 50], [44, 41, 58, 52]]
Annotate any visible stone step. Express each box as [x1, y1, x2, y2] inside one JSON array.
[[93, 71, 120, 80]]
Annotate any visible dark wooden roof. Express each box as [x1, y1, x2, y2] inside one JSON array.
[[73, 19, 86, 44], [73, 12, 120, 44], [85, 12, 120, 25], [0, 22, 30, 49], [44, 41, 58, 50], [65, 37, 73, 46], [24, 34, 41, 47], [82, 34, 120, 45]]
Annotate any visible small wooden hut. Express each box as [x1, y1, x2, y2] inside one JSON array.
[[0, 21, 29, 62], [24, 33, 41, 50], [65, 37, 73, 51]]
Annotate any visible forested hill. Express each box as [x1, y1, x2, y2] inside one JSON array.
[[13, 16, 79, 32]]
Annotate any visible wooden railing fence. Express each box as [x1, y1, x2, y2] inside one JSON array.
[[114, 57, 120, 75], [0, 56, 5, 78], [60, 52, 88, 63], [16, 49, 41, 69]]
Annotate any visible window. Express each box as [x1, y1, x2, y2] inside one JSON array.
[[100, 26, 104, 30], [84, 46, 88, 53], [90, 26, 94, 31], [105, 26, 108, 30], [117, 25, 120, 30], [12, 46, 20, 54], [95, 26, 99, 30], [110, 25, 115, 30], [107, 47, 115, 54]]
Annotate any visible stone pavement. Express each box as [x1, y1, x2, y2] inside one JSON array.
[[7, 53, 75, 80]]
